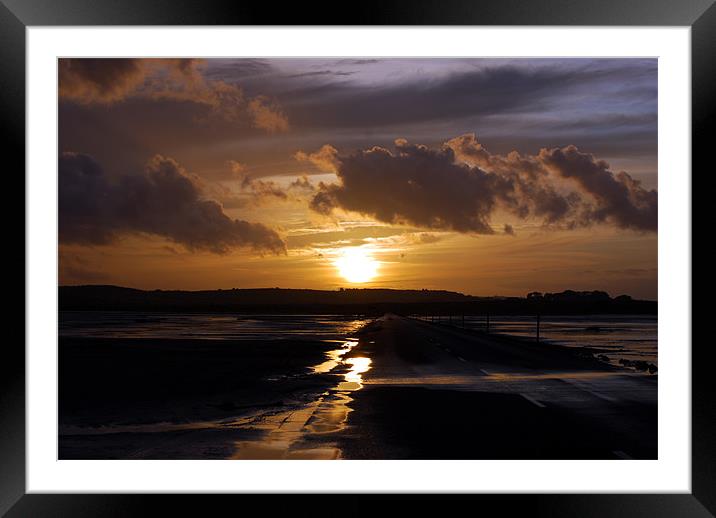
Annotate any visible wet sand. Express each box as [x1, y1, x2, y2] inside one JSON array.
[[59, 314, 656, 459], [59, 337, 350, 458]]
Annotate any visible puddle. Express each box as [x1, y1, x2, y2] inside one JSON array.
[[231, 339, 372, 459], [229, 400, 341, 459], [312, 339, 356, 373], [337, 357, 372, 390]]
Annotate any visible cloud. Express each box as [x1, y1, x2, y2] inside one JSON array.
[[446, 134, 577, 224], [247, 96, 289, 132], [335, 59, 380, 65], [59, 58, 153, 104], [284, 223, 405, 250], [308, 136, 657, 233], [59, 59, 205, 105], [413, 232, 443, 244], [289, 175, 316, 192], [309, 140, 511, 233], [59, 58, 288, 131], [398, 232, 443, 245], [227, 160, 246, 178], [293, 144, 340, 173], [538, 146, 658, 231], [59, 152, 286, 254], [285, 60, 656, 134], [287, 70, 356, 78], [448, 134, 657, 231], [203, 59, 274, 81], [214, 156, 321, 208], [237, 173, 317, 207], [240, 177, 288, 202]]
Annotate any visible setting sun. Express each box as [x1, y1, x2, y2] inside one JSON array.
[[334, 248, 379, 283]]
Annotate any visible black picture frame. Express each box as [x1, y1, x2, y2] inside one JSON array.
[[4, 0, 710, 514]]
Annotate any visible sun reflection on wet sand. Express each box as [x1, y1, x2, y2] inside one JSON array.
[[337, 357, 372, 390], [312, 340, 356, 373], [231, 339, 372, 459]]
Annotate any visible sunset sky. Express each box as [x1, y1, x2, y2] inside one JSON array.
[[58, 58, 657, 299]]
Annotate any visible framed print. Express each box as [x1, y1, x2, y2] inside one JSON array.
[[5, 0, 712, 514]]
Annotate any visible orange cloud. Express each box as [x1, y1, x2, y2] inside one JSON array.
[[293, 144, 340, 173], [247, 97, 289, 133]]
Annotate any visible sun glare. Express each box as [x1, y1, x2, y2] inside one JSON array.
[[334, 248, 379, 283]]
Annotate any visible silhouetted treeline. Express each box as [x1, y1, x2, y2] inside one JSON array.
[[59, 285, 656, 315]]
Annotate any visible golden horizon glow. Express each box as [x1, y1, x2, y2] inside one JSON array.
[[334, 247, 379, 284]]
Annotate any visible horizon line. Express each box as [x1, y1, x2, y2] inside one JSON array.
[[58, 283, 657, 302]]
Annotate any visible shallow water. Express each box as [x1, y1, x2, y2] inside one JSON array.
[[60, 336, 374, 459], [59, 311, 656, 459], [461, 314, 657, 368], [59, 312, 377, 459], [231, 338, 372, 459], [59, 311, 371, 341]]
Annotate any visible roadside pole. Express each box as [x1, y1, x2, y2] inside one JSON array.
[[536, 314, 541, 342]]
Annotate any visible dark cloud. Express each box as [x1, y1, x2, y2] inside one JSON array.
[[59, 58, 288, 131], [286, 61, 656, 132], [334, 59, 381, 65], [203, 59, 275, 81], [59, 152, 285, 254], [309, 140, 513, 234], [309, 136, 657, 233], [237, 173, 316, 206], [286, 70, 356, 78], [59, 58, 150, 104], [59, 58, 204, 104], [539, 146, 657, 231], [448, 134, 657, 231], [58, 59, 657, 190], [446, 134, 578, 224], [240, 177, 288, 202]]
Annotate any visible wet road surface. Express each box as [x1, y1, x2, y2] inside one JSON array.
[[326, 314, 657, 459]]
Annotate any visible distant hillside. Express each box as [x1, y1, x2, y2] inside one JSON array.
[[59, 285, 471, 306], [59, 285, 656, 315]]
